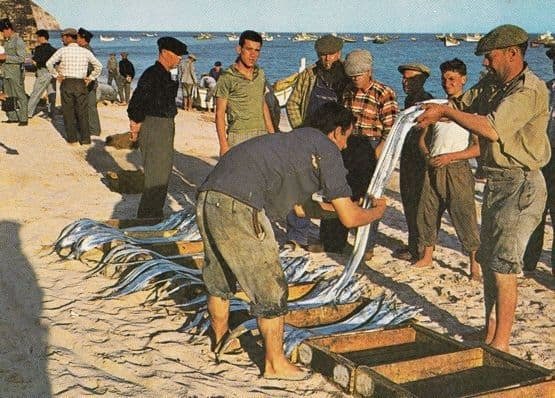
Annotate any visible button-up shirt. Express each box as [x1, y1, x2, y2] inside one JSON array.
[[342, 80, 399, 139], [46, 43, 101, 80], [127, 61, 178, 123]]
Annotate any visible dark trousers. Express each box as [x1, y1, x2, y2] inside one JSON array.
[[138, 116, 175, 218], [320, 135, 377, 252], [399, 127, 426, 258], [87, 85, 101, 135], [60, 78, 89, 143], [523, 157, 554, 271]]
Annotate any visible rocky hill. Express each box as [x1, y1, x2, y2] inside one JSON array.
[[0, 0, 60, 44]]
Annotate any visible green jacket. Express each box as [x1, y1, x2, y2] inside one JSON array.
[[286, 64, 317, 128], [2, 33, 26, 80]]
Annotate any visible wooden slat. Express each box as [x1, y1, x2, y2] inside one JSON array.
[[476, 378, 555, 397], [285, 300, 367, 328], [371, 348, 484, 384]]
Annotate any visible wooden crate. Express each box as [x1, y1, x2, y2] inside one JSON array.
[[296, 324, 554, 397]]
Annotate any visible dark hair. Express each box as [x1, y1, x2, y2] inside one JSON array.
[[306, 102, 356, 134], [214, 61, 222, 66], [516, 41, 528, 57], [0, 18, 13, 30], [36, 29, 49, 40], [439, 58, 467, 76], [239, 30, 262, 46]]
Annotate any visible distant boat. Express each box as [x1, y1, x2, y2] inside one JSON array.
[[226, 33, 239, 41], [435, 34, 446, 40], [195, 33, 214, 40], [536, 31, 554, 45], [292, 32, 318, 42], [261, 32, 274, 41], [373, 35, 389, 44], [100, 35, 115, 42], [462, 33, 482, 42], [338, 34, 357, 43], [129, 37, 141, 42], [444, 35, 460, 47], [144, 33, 158, 37], [363, 35, 375, 42], [410, 37, 417, 41]]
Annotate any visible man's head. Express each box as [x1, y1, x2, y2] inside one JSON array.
[[398, 63, 430, 95], [120, 52, 128, 59], [36, 29, 49, 44], [214, 61, 222, 70], [439, 58, 467, 98], [77, 27, 93, 46], [314, 34, 343, 70], [344, 49, 373, 90], [0, 19, 14, 38], [109, 52, 115, 57], [157, 36, 188, 70], [188, 54, 197, 62], [236, 30, 263, 69], [307, 102, 356, 150], [61, 28, 78, 45], [475, 24, 528, 83]]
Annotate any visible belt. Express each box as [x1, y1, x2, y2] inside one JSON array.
[[353, 133, 382, 141]]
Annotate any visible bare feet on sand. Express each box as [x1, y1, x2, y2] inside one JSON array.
[[263, 359, 311, 381]]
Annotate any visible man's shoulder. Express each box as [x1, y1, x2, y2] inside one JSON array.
[[371, 79, 396, 95]]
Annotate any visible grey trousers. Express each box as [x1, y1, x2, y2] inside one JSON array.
[[27, 67, 56, 117], [87, 86, 101, 135], [3, 75, 28, 122], [60, 78, 89, 143], [137, 116, 175, 218], [197, 191, 288, 318]]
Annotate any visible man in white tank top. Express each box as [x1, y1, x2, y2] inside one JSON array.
[[414, 59, 482, 281]]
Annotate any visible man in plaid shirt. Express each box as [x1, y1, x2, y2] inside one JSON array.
[[46, 28, 102, 145], [334, 49, 398, 258]]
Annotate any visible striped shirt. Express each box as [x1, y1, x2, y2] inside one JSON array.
[[46, 43, 102, 80], [343, 80, 398, 139]]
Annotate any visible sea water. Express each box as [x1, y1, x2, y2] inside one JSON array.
[[51, 31, 554, 106]]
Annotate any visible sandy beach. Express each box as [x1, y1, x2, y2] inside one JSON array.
[[0, 75, 553, 397]]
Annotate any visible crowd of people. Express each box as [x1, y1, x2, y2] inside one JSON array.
[[1, 21, 553, 381]]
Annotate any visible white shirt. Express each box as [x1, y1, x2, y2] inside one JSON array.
[[430, 120, 471, 157], [46, 43, 102, 80]]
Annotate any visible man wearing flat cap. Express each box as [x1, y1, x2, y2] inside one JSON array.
[[178, 53, 197, 111], [417, 24, 551, 352], [0, 19, 28, 126], [128, 36, 188, 218], [77, 27, 101, 136], [396, 62, 433, 261], [46, 27, 102, 145], [285, 34, 348, 252]]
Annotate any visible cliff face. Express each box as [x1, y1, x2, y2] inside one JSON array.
[[0, 0, 60, 44]]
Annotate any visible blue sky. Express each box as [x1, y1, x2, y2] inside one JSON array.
[[34, 0, 553, 33]]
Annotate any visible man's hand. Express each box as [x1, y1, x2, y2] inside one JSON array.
[[56, 73, 65, 82], [0, 54, 6, 61], [84, 77, 91, 86], [429, 153, 452, 168], [371, 197, 387, 218], [416, 104, 447, 129], [129, 120, 141, 142]]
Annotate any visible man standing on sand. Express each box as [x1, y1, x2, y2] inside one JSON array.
[[106, 53, 118, 87], [46, 28, 102, 145], [128, 37, 188, 218], [197, 102, 387, 380], [214, 30, 275, 156], [0, 19, 28, 126], [285, 34, 347, 251], [27, 29, 57, 119], [396, 63, 433, 261], [417, 25, 550, 352], [77, 28, 101, 136], [179, 54, 197, 111], [118, 52, 135, 104], [414, 58, 481, 281]]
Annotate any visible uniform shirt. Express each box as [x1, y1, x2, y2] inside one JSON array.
[[343, 80, 399, 139], [178, 59, 196, 84], [215, 64, 267, 134], [46, 43, 102, 80], [458, 67, 551, 170], [107, 56, 118, 73], [199, 127, 352, 219], [32, 42, 57, 69], [127, 61, 178, 123], [2, 33, 26, 79]]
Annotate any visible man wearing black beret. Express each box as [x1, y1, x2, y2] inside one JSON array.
[[77, 27, 101, 136], [127, 36, 188, 218]]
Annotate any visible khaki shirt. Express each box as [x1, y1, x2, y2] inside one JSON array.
[[2, 33, 26, 80], [458, 68, 551, 170], [215, 64, 266, 135]]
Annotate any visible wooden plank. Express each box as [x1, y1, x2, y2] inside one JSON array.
[[476, 378, 555, 397], [144, 240, 204, 256], [371, 348, 484, 384], [285, 300, 368, 328], [356, 366, 417, 398]]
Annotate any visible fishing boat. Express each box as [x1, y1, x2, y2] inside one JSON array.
[[226, 33, 239, 41], [261, 32, 274, 41], [444, 34, 460, 47], [338, 34, 357, 43], [144, 32, 158, 37], [100, 35, 115, 42], [362, 35, 375, 42], [129, 37, 141, 42], [292, 32, 318, 42], [536, 31, 554, 44], [194, 32, 214, 40], [410, 37, 417, 41], [435, 33, 446, 40], [462, 33, 482, 42], [373, 35, 389, 44]]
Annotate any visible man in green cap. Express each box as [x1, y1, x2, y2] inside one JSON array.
[[285, 34, 348, 252], [417, 24, 551, 352]]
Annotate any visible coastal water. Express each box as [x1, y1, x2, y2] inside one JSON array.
[[51, 31, 554, 105]]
